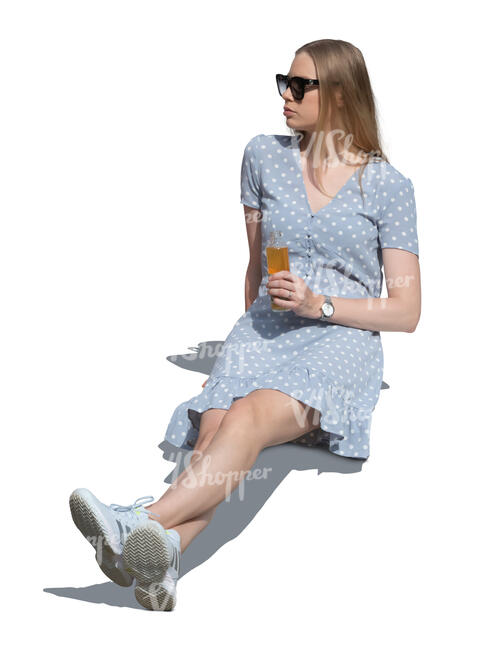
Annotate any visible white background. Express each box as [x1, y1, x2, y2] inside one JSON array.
[[1, 1, 494, 647]]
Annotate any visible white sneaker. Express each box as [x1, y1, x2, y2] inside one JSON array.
[[69, 487, 161, 587], [123, 520, 181, 611]]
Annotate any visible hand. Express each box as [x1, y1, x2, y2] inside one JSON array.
[[267, 270, 323, 319]]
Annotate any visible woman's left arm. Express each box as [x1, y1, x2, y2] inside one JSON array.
[[313, 248, 421, 332], [268, 248, 421, 333]]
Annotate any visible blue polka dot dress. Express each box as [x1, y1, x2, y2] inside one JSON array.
[[163, 133, 419, 460]]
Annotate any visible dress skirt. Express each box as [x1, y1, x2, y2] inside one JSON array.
[[163, 294, 384, 460]]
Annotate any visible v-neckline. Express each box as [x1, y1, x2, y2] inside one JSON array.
[[294, 139, 360, 216]]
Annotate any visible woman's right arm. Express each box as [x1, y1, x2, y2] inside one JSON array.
[[243, 205, 263, 311]]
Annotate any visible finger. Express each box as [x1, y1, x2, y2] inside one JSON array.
[[269, 288, 287, 298], [269, 270, 294, 282], [272, 296, 295, 306], [271, 287, 295, 300], [269, 285, 294, 298], [269, 278, 295, 290]]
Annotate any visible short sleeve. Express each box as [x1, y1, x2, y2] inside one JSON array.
[[240, 135, 262, 210], [377, 176, 419, 258]]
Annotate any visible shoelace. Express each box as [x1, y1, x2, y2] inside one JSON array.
[[109, 496, 161, 521]]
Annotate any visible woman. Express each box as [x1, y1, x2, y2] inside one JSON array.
[[69, 39, 421, 612]]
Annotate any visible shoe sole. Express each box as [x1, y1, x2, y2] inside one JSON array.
[[69, 488, 133, 588], [134, 581, 176, 612], [123, 521, 176, 611]]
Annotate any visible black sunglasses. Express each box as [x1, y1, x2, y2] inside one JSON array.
[[276, 73, 320, 100]]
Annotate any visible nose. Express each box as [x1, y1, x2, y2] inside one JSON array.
[[282, 87, 294, 102]]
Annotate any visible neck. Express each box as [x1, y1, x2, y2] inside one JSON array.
[[297, 131, 361, 166]]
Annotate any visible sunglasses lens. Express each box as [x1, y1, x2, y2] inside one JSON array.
[[276, 75, 287, 96], [276, 75, 306, 100], [291, 78, 304, 100]]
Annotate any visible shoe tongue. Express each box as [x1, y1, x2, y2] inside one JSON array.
[[140, 506, 160, 520]]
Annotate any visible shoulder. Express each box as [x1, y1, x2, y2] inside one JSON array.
[[243, 133, 294, 153], [243, 133, 263, 150], [366, 161, 417, 224], [241, 134, 293, 176], [370, 160, 414, 195]]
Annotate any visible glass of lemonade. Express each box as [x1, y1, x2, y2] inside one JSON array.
[[266, 230, 290, 312]]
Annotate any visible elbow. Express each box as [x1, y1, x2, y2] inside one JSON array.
[[404, 312, 421, 333]]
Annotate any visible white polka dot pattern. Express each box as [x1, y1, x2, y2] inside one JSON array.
[[240, 139, 262, 210], [376, 177, 419, 255], [163, 134, 420, 460]]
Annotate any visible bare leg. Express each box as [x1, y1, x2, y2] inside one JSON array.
[[145, 389, 320, 532], [158, 408, 227, 552]]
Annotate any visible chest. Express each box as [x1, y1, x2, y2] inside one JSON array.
[[259, 149, 380, 261], [301, 161, 360, 215]]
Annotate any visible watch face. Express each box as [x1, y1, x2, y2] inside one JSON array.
[[322, 301, 333, 317]]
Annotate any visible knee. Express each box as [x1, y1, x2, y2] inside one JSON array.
[[227, 397, 257, 419], [196, 398, 259, 448], [221, 398, 259, 435]]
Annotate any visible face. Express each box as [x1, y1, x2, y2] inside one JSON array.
[[282, 52, 344, 136]]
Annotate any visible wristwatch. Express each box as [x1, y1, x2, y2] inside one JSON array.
[[319, 295, 335, 321]]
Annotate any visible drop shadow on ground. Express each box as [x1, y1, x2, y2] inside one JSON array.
[[162, 339, 389, 579], [48, 340, 389, 610], [160, 437, 364, 581]]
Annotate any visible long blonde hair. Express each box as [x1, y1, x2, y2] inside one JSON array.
[[289, 39, 388, 203]]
